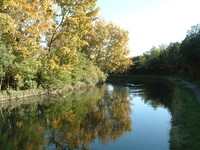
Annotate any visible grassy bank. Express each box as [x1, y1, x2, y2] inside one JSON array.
[[169, 79, 200, 150], [0, 82, 103, 104]]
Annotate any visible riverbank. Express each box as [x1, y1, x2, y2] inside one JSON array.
[[169, 80, 200, 150], [107, 74, 177, 88], [180, 80, 200, 103], [0, 83, 98, 104], [108, 75, 200, 101], [108, 74, 200, 150]]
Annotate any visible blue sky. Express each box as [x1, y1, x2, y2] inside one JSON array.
[[97, 0, 200, 56]]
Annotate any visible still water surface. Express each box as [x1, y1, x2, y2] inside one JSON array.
[[0, 82, 172, 150]]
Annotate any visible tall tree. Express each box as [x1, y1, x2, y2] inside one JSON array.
[[37, 0, 100, 89], [181, 24, 200, 78], [83, 19, 132, 74], [0, 0, 54, 90]]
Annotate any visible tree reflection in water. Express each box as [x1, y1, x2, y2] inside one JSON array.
[[128, 82, 172, 109], [0, 84, 132, 150]]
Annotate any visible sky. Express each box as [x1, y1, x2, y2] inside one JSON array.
[[97, 0, 200, 56]]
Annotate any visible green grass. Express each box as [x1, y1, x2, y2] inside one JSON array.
[[169, 83, 200, 150], [191, 80, 200, 89]]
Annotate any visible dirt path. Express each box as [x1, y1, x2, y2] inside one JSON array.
[[180, 80, 200, 103]]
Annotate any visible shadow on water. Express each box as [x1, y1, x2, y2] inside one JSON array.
[[127, 81, 173, 109]]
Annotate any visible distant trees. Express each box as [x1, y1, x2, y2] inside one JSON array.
[[130, 24, 200, 79], [0, 0, 131, 91], [180, 24, 200, 78]]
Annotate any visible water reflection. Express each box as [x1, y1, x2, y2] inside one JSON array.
[[128, 82, 172, 109], [0, 84, 132, 150]]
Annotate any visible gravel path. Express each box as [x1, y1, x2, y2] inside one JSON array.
[[180, 80, 200, 103]]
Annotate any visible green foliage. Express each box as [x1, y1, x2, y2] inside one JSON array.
[[130, 24, 200, 80], [0, 0, 131, 92], [180, 24, 200, 79], [72, 53, 106, 86], [170, 82, 200, 150]]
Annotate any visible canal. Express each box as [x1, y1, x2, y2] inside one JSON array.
[[0, 82, 173, 150]]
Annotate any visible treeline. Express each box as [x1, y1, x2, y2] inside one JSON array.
[[0, 0, 131, 91], [130, 24, 200, 79]]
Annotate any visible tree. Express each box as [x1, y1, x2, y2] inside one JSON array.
[[36, 0, 100, 89], [187, 24, 200, 38], [181, 24, 200, 78], [161, 42, 181, 74], [83, 19, 132, 74], [0, 0, 132, 91], [0, 0, 54, 90]]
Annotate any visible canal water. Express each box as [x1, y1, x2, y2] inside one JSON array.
[[0, 82, 172, 150]]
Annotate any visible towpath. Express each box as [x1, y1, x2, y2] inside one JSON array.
[[180, 80, 200, 103]]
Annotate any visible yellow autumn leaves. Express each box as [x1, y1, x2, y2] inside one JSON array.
[[83, 19, 132, 73], [0, 0, 131, 90]]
